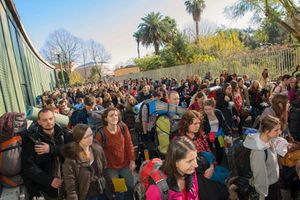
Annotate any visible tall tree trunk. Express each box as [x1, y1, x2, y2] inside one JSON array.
[[195, 21, 199, 44], [137, 42, 140, 58], [154, 42, 159, 55]]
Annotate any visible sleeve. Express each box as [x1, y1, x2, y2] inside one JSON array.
[[62, 159, 79, 200], [146, 185, 162, 200], [50, 130, 73, 156], [250, 150, 269, 197], [21, 135, 54, 187], [122, 124, 135, 161]]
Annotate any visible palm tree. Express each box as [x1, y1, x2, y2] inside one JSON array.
[[138, 12, 177, 55], [184, 0, 206, 39], [133, 31, 142, 58]]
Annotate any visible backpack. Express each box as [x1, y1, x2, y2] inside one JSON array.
[[134, 158, 169, 200], [89, 109, 106, 134], [233, 128, 268, 178], [69, 109, 83, 128], [0, 112, 27, 188], [155, 114, 181, 156]]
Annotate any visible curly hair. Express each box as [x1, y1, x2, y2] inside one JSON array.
[[101, 107, 121, 127], [178, 110, 203, 137]]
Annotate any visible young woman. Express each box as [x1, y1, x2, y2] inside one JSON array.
[[216, 83, 234, 128], [62, 124, 113, 200], [96, 107, 135, 200], [248, 80, 265, 117], [259, 68, 270, 89], [260, 94, 289, 135], [177, 110, 211, 153], [146, 136, 199, 200], [203, 99, 232, 165], [243, 115, 281, 200]]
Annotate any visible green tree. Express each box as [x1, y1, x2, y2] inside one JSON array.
[[184, 0, 206, 39], [133, 31, 142, 58], [69, 71, 84, 86], [138, 12, 178, 54], [225, 0, 300, 41]]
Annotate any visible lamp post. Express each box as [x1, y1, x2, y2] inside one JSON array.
[[57, 54, 66, 91]]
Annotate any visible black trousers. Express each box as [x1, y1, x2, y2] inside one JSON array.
[[266, 181, 281, 200]]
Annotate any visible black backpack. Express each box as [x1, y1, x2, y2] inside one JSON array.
[[234, 141, 268, 178]]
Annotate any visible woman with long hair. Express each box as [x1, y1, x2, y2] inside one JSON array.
[[260, 94, 289, 134], [244, 115, 281, 200], [177, 110, 211, 153], [62, 124, 114, 200], [259, 68, 270, 89], [96, 107, 135, 200], [146, 136, 199, 200], [203, 99, 231, 165], [216, 83, 234, 128]]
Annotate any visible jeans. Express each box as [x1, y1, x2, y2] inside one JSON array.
[[106, 167, 134, 200], [86, 194, 107, 200]]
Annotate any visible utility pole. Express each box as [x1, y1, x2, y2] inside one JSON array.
[[57, 54, 66, 91]]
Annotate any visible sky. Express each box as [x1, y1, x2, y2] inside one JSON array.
[[13, 0, 253, 69]]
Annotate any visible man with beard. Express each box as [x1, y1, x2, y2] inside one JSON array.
[[21, 108, 72, 200]]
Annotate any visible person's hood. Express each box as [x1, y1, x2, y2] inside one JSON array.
[[243, 132, 270, 150]]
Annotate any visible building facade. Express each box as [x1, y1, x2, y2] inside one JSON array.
[[114, 65, 140, 77], [75, 62, 113, 80], [0, 0, 56, 115]]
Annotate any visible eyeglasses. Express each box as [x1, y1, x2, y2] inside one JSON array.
[[83, 133, 93, 139]]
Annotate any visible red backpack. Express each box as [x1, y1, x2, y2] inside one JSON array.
[[0, 112, 27, 187], [134, 158, 169, 200]]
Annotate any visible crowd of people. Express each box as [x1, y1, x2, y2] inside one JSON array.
[[19, 65, 300, 200]]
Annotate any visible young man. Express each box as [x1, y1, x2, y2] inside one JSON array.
[[21, 108, 72, 200]]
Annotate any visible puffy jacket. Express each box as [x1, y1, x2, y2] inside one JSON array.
[[146, 172, 199, 200]]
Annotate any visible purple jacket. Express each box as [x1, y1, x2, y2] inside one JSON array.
[[146, 172, 199, 200]]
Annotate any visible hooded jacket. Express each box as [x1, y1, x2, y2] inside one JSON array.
[[243, 133, 279, 199], [62, 141, 113, 200]]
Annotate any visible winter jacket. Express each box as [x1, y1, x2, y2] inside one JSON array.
[[203, 109, 232, 136], [146, 172, 199, 200], [62, 141, 113, 200], [21, 124, 72, 198], [289, 99, 300, 141], [243, 133, 279, 200]]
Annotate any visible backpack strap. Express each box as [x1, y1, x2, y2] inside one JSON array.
[[150, 170, 169, 200], [264, 149, 268, 162], [98, 127, 106, 147], [119, 123, 126, 136]]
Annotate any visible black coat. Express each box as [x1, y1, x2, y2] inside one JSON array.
[[203, 109, 232, 136], [197, 174, 229, 200], [289, 100, 300, 141], [21, 124, 72, 198], [216, 92, 234, 128]]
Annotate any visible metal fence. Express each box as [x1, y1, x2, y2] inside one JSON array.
[[115, 46, 300, 82]]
